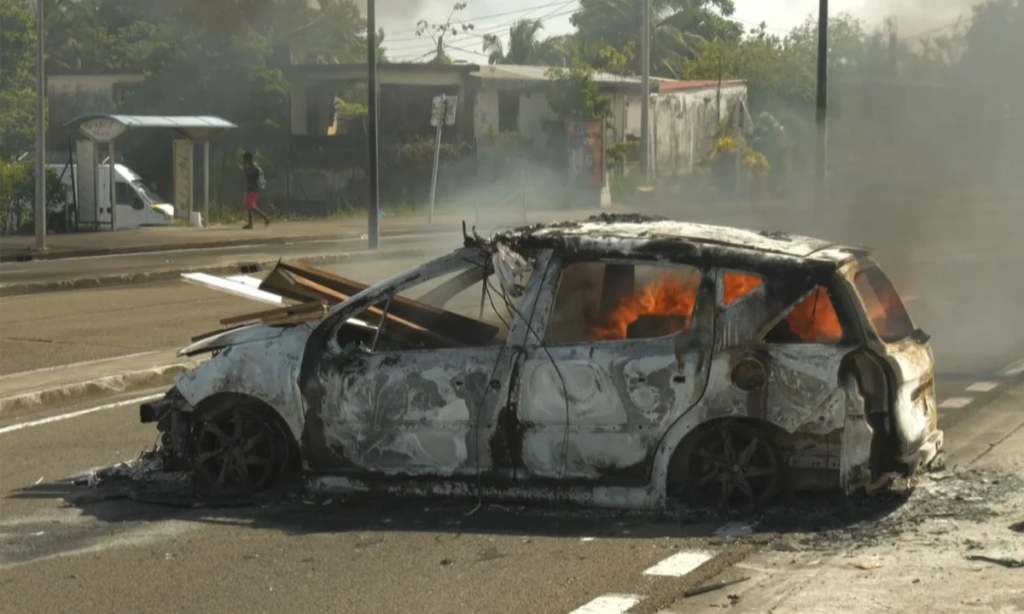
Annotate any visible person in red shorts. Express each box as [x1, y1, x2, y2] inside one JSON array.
[[242, 151, 272, 228]]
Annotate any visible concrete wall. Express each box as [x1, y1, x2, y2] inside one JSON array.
[[290, 69, 469, 138]]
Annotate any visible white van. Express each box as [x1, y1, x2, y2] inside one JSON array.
[[50, 163, 175, 230]]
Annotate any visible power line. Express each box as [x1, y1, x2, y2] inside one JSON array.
[[383, 6, 577, 55], [382, 0, 578, 39], [898, 16, 973, 41], [384, 6, 577, 47]]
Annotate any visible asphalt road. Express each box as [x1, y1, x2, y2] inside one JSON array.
[[1, 376, 1021, 614], [0, 250, 453, 376]]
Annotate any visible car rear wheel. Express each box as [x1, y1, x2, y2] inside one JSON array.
[[687, 420, 783, 508], [193, 405, 285, 498]]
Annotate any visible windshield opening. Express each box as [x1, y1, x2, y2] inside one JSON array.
[[853, 266, 916, 343], [131, 179, 165, 204]]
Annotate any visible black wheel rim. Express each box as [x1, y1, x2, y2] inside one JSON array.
[[195, 408, 277, 496], [689, 421, 781, 508]]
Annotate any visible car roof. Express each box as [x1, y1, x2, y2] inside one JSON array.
[[491, 214, 865, 267]]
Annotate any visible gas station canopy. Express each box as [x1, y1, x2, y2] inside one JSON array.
[[64, 114, 237, 142]]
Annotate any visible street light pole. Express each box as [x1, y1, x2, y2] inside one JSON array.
[[813, 0, 829, 212], [34, 0, 47, 251], [639, 0, 651, 179], [366, 0, 380, 250]]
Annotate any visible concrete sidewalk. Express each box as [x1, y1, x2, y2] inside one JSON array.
[[0, 207, 615, 263], [0, 350, 205, 420]]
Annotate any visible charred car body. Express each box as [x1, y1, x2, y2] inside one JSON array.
[[142, 215, 943, 508]]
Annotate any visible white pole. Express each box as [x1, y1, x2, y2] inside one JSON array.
[[203, 141, 210, 225], [427, 94, 445, 225], [639, 0, 651, 179], [34, 0, 46, 250], [109, 142, 117, 231]]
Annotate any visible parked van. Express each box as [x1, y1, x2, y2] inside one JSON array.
[[50, 163, 175, 230]]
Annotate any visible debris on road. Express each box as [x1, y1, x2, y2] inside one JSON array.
[[965, 555, 1024, 569], [683, 576, 751, 598]]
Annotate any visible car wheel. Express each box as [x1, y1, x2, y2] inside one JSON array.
[[193, 405, 284, 498], [687, 420, 784, 508]]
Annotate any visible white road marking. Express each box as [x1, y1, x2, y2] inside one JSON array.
[[0, 393, 162, 435], [966, 381, 999, 393], [568, 594, 641, 614], [0, 351, 161, 380], [939, 397, 973, 409], [643, 550, 714, 577], [999, 358, 1024, 377]]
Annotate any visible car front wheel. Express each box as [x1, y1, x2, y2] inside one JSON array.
[[193, 405, 285, 498]]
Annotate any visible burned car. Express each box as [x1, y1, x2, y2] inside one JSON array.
[[141, 215, 943, 509]]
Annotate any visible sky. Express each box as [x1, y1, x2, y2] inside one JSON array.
[[375, 0, 982, 62]]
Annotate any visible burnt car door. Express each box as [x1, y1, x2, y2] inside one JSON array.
[[510, 255, 714, 484], [298, 249, 522, 478], [709, 266, 858, 473]]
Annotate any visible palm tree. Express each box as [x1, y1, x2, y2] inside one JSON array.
[[571, 0, 742, 75], [481, 18, 548, 65]]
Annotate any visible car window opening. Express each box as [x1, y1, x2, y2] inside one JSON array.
[[764, 286, 843, 345], [854, 266, 915, 343], [336, 265, 528, 353], [547, 262, 702, 344]]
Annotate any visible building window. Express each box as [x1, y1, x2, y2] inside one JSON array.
[[498, 91, 519, 133], [112, 83, 140, 105]]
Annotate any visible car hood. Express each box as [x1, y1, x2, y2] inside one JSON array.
[[178, 324, 293, 357]]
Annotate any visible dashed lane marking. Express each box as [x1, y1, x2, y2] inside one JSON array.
[[568, 594, 642, 614], [939, 397, 974, 409], [643, 550, 714, 577], [965, 381, 999, 393], [999, 358, 1024, 377]]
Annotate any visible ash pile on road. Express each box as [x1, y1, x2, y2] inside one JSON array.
[[749, 467, 1024, 552]]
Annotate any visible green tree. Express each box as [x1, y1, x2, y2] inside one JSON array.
[[571, 0, 742, 75], [482, 18, 550, 65], [0, 0, 37, 160]]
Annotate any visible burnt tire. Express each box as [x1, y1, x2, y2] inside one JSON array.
[[686, 420, 784, 509], [193, 405, 287, 499]]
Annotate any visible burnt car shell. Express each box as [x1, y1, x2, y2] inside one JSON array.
[[142, 214, 943, 508]]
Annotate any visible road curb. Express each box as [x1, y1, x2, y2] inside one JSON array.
[[0, 224, 459, 263], [0, 359, 207, 421], [0, 246, 440, 297]]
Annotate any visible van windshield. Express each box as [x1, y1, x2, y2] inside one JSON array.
[[853, 266, 916, 343], [131, 180, 165, 204]]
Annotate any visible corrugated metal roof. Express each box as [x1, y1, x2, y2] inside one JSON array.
[[64, 114, 237, 129]]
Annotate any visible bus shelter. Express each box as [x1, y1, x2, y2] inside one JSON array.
[[64, 114, 236, 231]]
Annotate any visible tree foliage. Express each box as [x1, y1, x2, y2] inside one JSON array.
[[0, 0, 38, 160]]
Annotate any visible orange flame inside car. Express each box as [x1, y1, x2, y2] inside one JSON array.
[[592, 271, 843, 343], [592, 272, 700, 340]]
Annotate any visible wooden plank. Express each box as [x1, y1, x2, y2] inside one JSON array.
[[264, 261, 499, 345], [219, 301, 327, 327]]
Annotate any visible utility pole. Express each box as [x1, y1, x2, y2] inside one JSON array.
[[639, 0, 651, 179], [813, 0, 829, 212], [34, 0, 47, 251], [366, 0, 380, 250]]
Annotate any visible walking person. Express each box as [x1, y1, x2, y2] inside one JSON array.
[[242, 151, 272, 228]]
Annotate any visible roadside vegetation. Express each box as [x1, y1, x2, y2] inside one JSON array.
[[0, 0, 1019, 233]]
